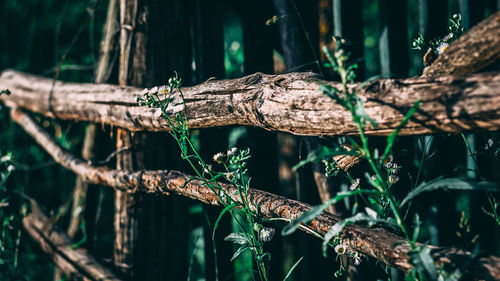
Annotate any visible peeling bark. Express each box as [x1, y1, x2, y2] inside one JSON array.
[[23, 199, 121, 281], [10, 108, 500, 280]]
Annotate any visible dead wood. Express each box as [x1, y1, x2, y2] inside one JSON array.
[[1, 70, 500, 138], [22, 199, 121, 281], [10, 107, 500, 280]]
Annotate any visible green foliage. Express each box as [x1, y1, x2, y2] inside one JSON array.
[[409, 245, 438, 281], [400, 178, 498, 207], [0, 152, 22, 280], [282, 257, 303, 281], [284, 34, 499, 281], [138, 74, 272, 281], [321, 212, 396, 257], [412, 14, 464, 61], [483, 195, 500, 227], [292, 145, 357, 172]]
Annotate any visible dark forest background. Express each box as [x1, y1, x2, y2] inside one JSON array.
[[0, 0, 499, 280]]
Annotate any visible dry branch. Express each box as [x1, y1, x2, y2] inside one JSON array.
[[22, 200, 120, 281], [423, 11, 500, 77], [1, 70, 500, 137], [10, 107, 500, 280]]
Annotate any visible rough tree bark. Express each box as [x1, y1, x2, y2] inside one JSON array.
[[23, 199, 121, 281], [113, 0, 147, 279], [1, 70, 500, 137], [9, 108, 500, 281]]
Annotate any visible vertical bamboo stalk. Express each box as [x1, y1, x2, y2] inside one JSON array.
[[114, 0, 146, 279]]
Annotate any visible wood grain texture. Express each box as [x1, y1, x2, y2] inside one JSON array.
[[423, 11, 500, 77], [1, 70, 500, 137], [23, 200, 121, 281], [10, 108, 500, 280]]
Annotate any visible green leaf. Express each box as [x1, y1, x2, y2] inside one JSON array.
[[353, 95, 378, 129], [282, 199, 335, 236], [409, 245, 438, 281], [322, 213, 396, 256], [282, 189, 379, 236], [319, 84, 345, 108], [230, 244, 250, 262], [382, 100, 421, 162], [400, 177, 498, 207], [224, 232, 250, 245], [283, 257, 303, 281], [213, 203, 238, 240], [412, 213, 421, 246]]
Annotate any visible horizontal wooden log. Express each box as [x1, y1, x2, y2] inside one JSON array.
[[423, 11, 500, 77], [10, 107, 500, 280], [22, 199, 121, 281], [1, 70, 500, 136]]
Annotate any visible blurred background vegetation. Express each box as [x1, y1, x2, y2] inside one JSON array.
[[0, 0, 499, 280]]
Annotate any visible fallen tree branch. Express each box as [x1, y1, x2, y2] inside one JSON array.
[[10, 107, 500, 280], [423, 11, 500, 77], [22, 199, 121, 281], [1, 70, 500, 137]]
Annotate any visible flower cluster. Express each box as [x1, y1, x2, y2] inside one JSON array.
[[349, 178, 360, 191], [334, 241, 364, 265], [414, 14, 464, 66], [384, 161, 400, 186]]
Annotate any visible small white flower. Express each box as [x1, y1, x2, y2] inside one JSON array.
[[388, 175, 399, 185], [259, 227, 275, 242], [0, 155, 12, 163], [485, 138, 494, 150], [226, 172, 235, 181], [353, 253, 362, 265], [7, 165, 15, 173], [158, 85, 168, 94], [334, 243, 347, 255], [148, 86, 159, 94], [204, 165, 212, 174], [437, 42, 449, 55], [442, 32, 454, 42], [139, 88, 148, 96], [349, 178, 360, 190], [213, 152, 225, 163], [227, 147, 238, 157]]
